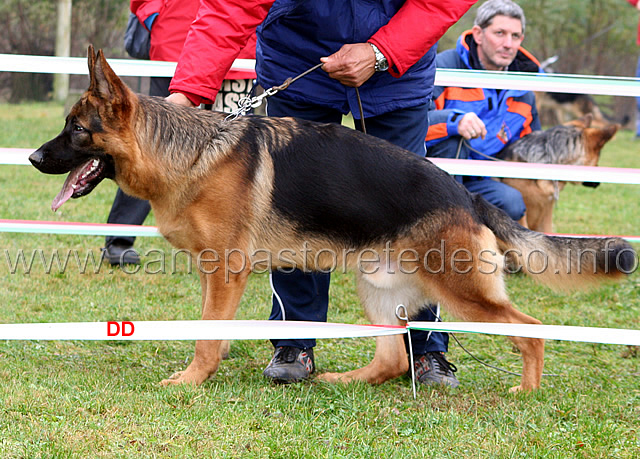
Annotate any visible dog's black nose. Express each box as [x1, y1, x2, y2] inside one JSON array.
[[582, 181, 600, 188], [29, 150, 44, 167]]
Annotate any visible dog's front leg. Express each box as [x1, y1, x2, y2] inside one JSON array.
[[317, 273, 414, 384], [317, 333, 409, 384], [160, 268, 250, 386]]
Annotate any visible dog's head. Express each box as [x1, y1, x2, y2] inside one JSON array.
[[30, 45, 135, 211], [564, 114, 620, 188]]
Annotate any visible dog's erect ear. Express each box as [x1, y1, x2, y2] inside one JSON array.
[[87, 45, 100, 95], [87, 45, 128, 103], [564, 113, 593, 129], [580, 114, 593, 128], [587, 123, 620, 147], [87, 45, 96, 74]]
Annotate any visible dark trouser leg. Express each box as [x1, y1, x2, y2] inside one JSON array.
[[404, 306, 450, 354], [269, 270, 330, 348], [265, 95, 342, 350], [105, 188, 152, 247], [464, 179, 526, 221], [358, 104, 450, 354]]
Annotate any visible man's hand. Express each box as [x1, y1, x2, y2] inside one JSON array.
[[166, 92, 196, 107], [458, 112, 487, 140], [320, 43, 377, 87]]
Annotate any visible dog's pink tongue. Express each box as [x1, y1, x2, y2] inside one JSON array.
[[51, 165, 85, 212]]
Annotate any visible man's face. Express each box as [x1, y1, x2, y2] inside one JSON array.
[[472, 15, 524, 71]]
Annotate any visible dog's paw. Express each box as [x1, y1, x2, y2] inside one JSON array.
[[159, 371, 187, 386], [509, 384, 538, 393], [159, 369, 208, 386], [316, 372, 346, 383]]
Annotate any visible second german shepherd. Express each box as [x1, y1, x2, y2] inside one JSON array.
[[29, 47, 636, 392], [497, 115, 619, 233]]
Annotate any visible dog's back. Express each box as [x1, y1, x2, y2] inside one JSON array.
[[498, 124, 587, 165]]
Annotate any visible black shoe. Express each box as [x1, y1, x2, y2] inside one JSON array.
[[102, 243, 141, 266], [412, 352, 459, 388], [263, 346, 314, 383]]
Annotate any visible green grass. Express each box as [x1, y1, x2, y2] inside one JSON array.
[[1, 102, 639, 457]]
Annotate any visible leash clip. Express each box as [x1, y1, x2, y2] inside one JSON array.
[[224, 63, 323, 122], [224, 87, 279, 122]]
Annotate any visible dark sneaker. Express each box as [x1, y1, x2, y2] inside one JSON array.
[[263, 346, 315, 383], [102, 243, 141, 266], [412, 352, 459, 388]]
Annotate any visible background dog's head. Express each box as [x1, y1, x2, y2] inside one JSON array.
[[565, 115, 620, 188], [29, 45, 135, 211], [499, 114, 620, 189]]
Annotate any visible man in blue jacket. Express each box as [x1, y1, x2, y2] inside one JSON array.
[[426, 0, 542, 222]]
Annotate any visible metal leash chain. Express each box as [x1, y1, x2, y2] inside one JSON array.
[[225, 63, 325, 121], [225, 62, 368, 133]]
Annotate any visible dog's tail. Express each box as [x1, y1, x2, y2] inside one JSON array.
[[473, 194, 637, 290]]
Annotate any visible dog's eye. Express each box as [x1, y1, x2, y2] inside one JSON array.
[[73, 124, 85, 132]]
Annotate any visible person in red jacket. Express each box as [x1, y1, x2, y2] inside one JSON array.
[[103, 0, 257, 266], [628, 0, 640, 137], [166, 0, 477, 388]]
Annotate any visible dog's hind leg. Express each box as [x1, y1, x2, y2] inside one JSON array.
[[317, 272, 423, 384], [428, 269, 545, 392], [160, 268, 250, 386]]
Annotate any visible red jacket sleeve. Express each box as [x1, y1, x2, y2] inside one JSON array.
[[630, 0, 640, 45], [169, 0, 273, 105], [369, 0, 477, 77], [130, 0, 163, 30]]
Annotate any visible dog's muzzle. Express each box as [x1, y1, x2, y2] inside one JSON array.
[[29, 150, 45, 169]]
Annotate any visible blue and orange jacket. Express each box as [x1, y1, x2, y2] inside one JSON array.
[[425, 31, 542, 159]]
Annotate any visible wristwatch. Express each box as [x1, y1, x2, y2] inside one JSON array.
[[370, 43, 389, 72]]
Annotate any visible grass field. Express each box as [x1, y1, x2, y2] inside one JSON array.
[[1, 102, 639, 457]]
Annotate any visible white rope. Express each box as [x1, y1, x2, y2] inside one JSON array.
[[0, 54, 254, 77], [0, 320, 405, 340], [5, 148, 639, 185], [1, 320, 639, 347], [409, 322, 640, 347], [2, 54, 640, 96]]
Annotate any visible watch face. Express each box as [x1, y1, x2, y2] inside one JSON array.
[[371, 43, 388, 72], [376, 57, 388, 72]]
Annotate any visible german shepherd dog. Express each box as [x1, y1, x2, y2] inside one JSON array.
[[30, 47, 635, 392], [497, 115, 619, 233], [535, 92, 610, 128]]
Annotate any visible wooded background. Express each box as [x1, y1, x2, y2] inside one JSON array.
[[1, 0, 638, 123]]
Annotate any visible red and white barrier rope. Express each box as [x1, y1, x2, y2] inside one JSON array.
[[3, 148, 640, 185], [0, 218, 638, 242], [0, 320, 405, 341], [2, 54, 640, 97], [1, 320, 639, 346]]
